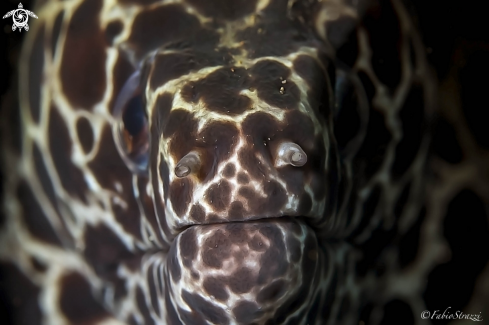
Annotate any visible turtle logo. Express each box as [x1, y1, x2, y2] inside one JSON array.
[[3, 3, 38, 32]]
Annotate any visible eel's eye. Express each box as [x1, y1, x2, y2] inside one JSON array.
[[275, 142, 307, 167], [113, 71, 149, 173]]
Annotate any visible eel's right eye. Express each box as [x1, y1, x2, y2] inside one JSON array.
[[113, 71, 149, 174]]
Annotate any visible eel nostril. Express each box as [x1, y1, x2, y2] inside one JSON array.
[[276, 142, 307, 167], [175, 151, 201, 178], [290, 151, 306, 166], [175, 165, 191, 178]]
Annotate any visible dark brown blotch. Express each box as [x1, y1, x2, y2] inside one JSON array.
[[238, 187, 260, 208], [165, 110, 198, 159], [179, 227, 198, 268], [76, 117, 94, 154], [237, 172, 249, 184], [282, 109, 316, 147], [109, 54, 134, 114], [233, 300, 264, 324], [190, 204, 205, 222], [128, 4, 219, 58], [104, 20, 123, 45], [178, 308, 206, 325], [151, 52, 197, 90], [241, 112, 279, 158], [203, 276, 229, 301], [207, 213, 225, 223], [83, 223, 133, 275], [59, 272, 109, 323], [127, 315, 138, 325], [60, 0, 106, 109], [49, 106, 89, 203], [293, 54, 331, 117], [222, 163, 236, 178], [249, 234, 267, 251], [202, 229, 231, 268], [199, 121, 239, 162], [205, 180, 231, 212], [227, 267, 255, 294], [169, 178, 193, 217], [181, 67, 252, 115], [228, 201, 246, 221], [225, 223, 250, 244], [17, 181, 62, 246], [249, 60, 300, 110]]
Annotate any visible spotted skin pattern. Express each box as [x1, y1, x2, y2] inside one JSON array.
[[1, 0, 489, 324]]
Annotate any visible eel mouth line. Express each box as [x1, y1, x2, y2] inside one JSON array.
[[176, 215, 310, 232]]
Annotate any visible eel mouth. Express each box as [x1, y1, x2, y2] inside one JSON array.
[[177, 215, 310, 232]]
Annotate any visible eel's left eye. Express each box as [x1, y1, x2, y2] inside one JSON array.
[[112, 71, 149, 173]]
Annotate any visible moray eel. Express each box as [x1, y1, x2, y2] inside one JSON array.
[[112, 6, 341, 323]]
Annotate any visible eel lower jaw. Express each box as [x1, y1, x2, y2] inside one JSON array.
[[165, 214, 321, 325]]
